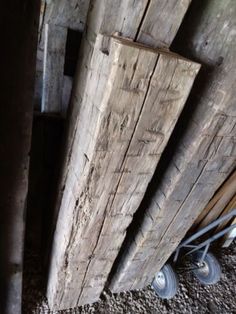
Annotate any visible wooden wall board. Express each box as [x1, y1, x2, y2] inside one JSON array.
[[37, 0, 90, 113], [42, 23, 67, 113], [44, 0, 90, 31], [46, 35, 200, 310], [109, 0, 236, 293]]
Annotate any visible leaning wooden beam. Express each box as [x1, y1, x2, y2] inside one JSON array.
[[109, 0, 236, 293], [0, 1, 40, 313], [137, 0, 191, 48], [47, 0, 193, 309], [56, 0, 192, 235], [47, 35, 200, 310], [42, 23, 67, 113]]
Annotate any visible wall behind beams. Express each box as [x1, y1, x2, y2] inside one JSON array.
[[0, 1, 40, 313]]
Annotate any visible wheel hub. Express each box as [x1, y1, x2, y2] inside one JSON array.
[[197, 261, 210, 276], [154, 270, 166, 289]]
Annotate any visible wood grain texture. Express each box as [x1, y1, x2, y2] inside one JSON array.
[[42, 23, 67, 113], [194, 171, 236, 229], [193, 171, 236, 228], [56, 0, 192, 226], [214, 195, 236, 232], [44, 0, 90, 31], [109, 0, 236, 293], [137, 0, 191, 48], [47, 35, 199, 310]]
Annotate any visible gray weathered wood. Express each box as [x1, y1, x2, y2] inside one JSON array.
[[137, 0, 191, 48], [57, 0, 192, 218], [44, 0, 90, 31], [37, 0, 90, 112], [109, 0, 236, 293], [47, 35, 200, 310], [42, 23, 67, 113]]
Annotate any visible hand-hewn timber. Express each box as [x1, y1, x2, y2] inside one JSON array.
[[0, 1, 40, 313], [109, 0, 236, 293], [42, 23, 67, 113], [47, 35, 200, 310], [55, 0, 193, 233]]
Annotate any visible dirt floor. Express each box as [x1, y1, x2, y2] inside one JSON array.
[[23, 242, 236, 314]]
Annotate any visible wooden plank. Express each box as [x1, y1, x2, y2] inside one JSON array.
[[109, 0, 236, 293], [46, 35, 200, 310], [44, 0, 90, 31], [196, 171, 236, 229], [194, 170, 236, 228], [222, 217, 236, 247], [0, 1, 40, 313], [42, 23, 67, 113], [214, 195, 236, 233], [36, 0, 90, 112], [137, 0, 191, 48]]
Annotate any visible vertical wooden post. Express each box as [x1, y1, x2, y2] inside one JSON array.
[[0, 1, 40, 313]]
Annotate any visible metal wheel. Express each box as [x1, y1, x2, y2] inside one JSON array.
[[152, 264, 179, 299], [192, 251, 221, 285]]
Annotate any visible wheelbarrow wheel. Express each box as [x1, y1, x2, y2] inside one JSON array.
[[192, 251, 221, 285], [152, 264, 179, 299]]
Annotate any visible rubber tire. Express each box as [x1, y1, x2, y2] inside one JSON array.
[[192, 251, 221, 285], [152, 264, 179, 299]]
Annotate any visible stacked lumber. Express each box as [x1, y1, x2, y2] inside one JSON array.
[[109, 0, 236, 293], [47, 34, 199, 309], [194, 170, 236, 230]]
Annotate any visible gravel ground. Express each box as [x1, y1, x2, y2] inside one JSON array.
[[23, 242, 236, 314]]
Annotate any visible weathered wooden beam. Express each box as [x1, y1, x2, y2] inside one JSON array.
[[109, 0, 236, 293], [137, 0, 191, 48], [37, 1, 90, 114], [42, 23, 67, 113], [46, 0, 195, 309], [44, 0, 90, 31], [0, 1, 40, 313], [57, 0, 192, 224], [47, 34, 200, 310]]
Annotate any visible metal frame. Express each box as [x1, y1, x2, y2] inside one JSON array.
[[174, 209, 236, 263]]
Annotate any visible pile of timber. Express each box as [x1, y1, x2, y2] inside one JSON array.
[[47, 34, 200, 309], [44, 0, 236, 311], [46, 0, 195, 310], [109, 0, 236, 293]]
